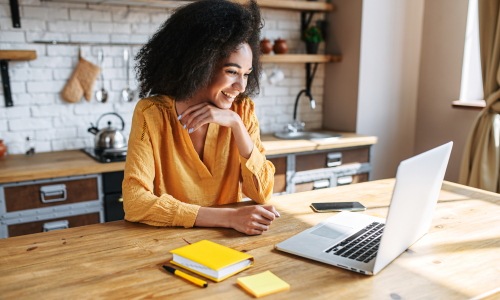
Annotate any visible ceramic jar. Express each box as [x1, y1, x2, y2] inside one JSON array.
[[273, 38, 288, 54], [260, 38, 273, 54], [0, 140, 6, 159]]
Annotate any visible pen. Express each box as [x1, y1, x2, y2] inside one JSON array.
[[162, 265, 208, 288]]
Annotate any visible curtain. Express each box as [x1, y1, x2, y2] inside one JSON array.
[[459, 0, 500, 192]]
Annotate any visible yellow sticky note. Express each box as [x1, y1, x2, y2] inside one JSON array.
[[237, 271, 290, 298]]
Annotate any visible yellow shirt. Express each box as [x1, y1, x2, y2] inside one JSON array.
[[122, 94, 275, 228]]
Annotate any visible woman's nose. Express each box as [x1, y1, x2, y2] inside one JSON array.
[[233, 75, 246, 92]]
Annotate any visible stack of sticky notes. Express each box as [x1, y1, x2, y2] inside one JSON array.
[[237, 271, 290, 298]]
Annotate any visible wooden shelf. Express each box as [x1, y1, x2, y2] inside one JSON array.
[[452, 100, 486, 110], [46, 0, 334, 12], [262, 54, 341, 63], [0, 50, 37, 61]]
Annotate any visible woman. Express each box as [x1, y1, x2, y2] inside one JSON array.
[[123, 0, 278, 235]]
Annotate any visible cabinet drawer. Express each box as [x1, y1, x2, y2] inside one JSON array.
[[295, 173, 369, 193], [4, 178, 99, 213], [268, 157, 286, 194], [7, 213, 100, 238], [296, 147, 370, 172]]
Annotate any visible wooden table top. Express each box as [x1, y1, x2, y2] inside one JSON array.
[[0, 132, 377, 184], [1, 179, 499, 300]]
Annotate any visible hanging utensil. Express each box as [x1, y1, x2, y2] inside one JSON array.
[[121, 48, 134, 102], [95, 48, 108, 103]]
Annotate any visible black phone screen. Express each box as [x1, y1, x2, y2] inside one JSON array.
[[310, 202, 366, 212]]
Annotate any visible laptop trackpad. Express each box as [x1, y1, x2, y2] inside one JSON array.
[[310, 223, 353, 240]]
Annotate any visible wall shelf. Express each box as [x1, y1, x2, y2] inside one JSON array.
[[262, 54, 341, 64], [45, 0, 334, 11], [0, 50, 37, 61], [0, 50, 37, 107]]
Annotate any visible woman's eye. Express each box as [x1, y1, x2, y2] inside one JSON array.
[[226, 70, 237, 75]]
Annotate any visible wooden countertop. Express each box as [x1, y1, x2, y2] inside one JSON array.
[[0, 132, 376, 184], [1, 179, 499, 299]]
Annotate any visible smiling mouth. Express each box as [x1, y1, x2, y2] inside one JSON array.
[[221, 91, 238, 99]]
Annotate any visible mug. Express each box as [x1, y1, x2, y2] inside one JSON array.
[[268, 67, 285, 85]]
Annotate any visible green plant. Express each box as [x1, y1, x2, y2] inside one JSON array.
[[301, 25, 324, 43]]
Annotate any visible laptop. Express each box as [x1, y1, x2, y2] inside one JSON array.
[[276, 142, 453, 275]]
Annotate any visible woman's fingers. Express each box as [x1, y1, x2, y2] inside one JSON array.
[[262, 205, 280, 218], [258, 206, 276, 221], [248, 229, 264, 235], [178, 102, 209, 121], [251, 222, 269, 232], [184, 107, 210, 129], [190, 113, 212, 133]]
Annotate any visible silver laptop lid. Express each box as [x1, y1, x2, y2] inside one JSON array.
[[373, 142, 453, 275]]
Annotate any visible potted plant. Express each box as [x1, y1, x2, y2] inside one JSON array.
[[302, 25, 324, 54]]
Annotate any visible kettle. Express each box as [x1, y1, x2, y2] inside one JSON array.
[[88, 112, 127, 150]]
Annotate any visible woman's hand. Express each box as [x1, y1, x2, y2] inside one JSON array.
[[229, 205, 280, 235], [179, 102, 239, 133]]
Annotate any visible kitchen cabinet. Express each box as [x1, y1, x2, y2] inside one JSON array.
[[267, 145, 372, 195], [0, 133, 376, 238], [0, 174, 104, 239]]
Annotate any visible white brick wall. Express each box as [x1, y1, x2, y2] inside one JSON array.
[[0, 1, 325, 155]]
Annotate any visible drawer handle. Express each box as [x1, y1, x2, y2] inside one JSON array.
[[43, 220, 69, 232], [313, 180, 330, 190], [327, 152, 342, 167], [118, 196, 124, 203], [337, 176, 353, 185], [40, 184, 67, 203]]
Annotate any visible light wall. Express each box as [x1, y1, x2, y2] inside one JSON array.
[[356, 0, 425, 180], [0, 2, 324, 154], [414, 0, 479, 182], [323, 0, 363, 132]]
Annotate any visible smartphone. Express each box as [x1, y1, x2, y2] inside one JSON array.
[[310, 202, 366, 212]]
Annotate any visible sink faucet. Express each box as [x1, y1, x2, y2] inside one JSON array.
[[284, 89, 315, 133]]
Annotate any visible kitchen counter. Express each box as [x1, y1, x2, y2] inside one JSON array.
[[0, 132, 377, 184]]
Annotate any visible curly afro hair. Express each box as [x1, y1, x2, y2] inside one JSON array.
[[135, 0, 264, 101]]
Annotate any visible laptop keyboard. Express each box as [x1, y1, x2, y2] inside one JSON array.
[[325, 222, 385, 263]]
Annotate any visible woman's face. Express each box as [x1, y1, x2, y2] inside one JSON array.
[[203, 43, 253, 109]]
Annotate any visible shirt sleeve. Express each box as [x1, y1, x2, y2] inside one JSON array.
[[239, 100, 275, 203], [122, 102, 200, 228]]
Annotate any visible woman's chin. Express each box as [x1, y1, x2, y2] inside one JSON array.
[[213, 98, 234, 109]]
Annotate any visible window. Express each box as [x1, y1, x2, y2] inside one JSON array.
[[459, 0, 484, 102]]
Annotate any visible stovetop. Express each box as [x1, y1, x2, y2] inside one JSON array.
[[81, 148, 127, 163]]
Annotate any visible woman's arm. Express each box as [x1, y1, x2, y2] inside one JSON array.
[[194, 205, 278, 235], [123, 101, 200, 228]]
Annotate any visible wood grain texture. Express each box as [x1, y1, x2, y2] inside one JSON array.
[[8, 213, 100, 238], [0, 50, 37, 60], [0, 133, 377, 184], [47, 0, 333, 11], [261, 54, 342, 63], [5, 177, 98, 212], [0, 180, 499, 299], [262, 132, 377, 156], [0, 150, 125, 184]]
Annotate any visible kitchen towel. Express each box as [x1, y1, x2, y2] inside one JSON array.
[[61, 57, 100, 103]]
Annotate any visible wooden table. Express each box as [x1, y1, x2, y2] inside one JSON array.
[[1, 179, 499, 299]]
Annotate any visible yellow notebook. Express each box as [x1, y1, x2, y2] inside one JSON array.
[[237, 271, 290, 298], [170, 240, 254, 282]]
